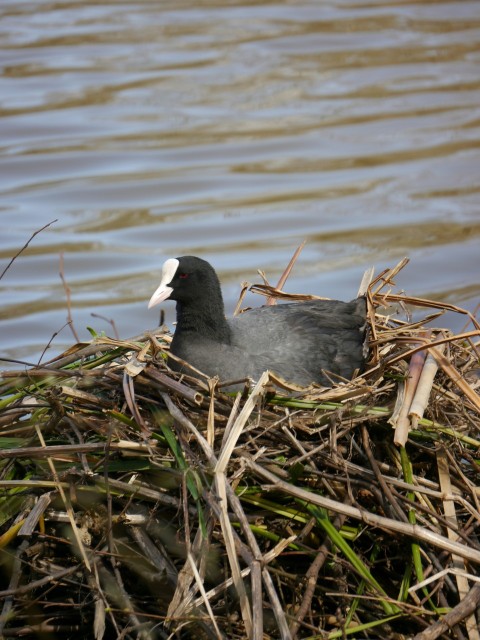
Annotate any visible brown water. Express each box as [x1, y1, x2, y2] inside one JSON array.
[[1, 0, 479, 366]]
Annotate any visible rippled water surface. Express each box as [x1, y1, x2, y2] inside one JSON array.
[[1, 0, 479, 364]]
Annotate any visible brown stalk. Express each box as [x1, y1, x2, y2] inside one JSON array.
[[289, 514, 346, 638], [0, 219, 58, 281], [412, 583, 480, 640], [362, 426, 410, 521], [266, 240, 306, 305], [391, 333, 431, 446], [59, 252, 80, 342]]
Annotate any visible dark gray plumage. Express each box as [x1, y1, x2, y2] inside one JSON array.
[[148, 256, 368, 387]]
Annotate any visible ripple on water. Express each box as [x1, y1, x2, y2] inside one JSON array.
[[0, 0, 479, 364]]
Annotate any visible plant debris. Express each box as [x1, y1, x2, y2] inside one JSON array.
[[1, 259, 479, 640]]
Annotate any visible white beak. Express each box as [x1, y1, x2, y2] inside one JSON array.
[[147, 258, 179, 309], [148, 283, 173, 308]]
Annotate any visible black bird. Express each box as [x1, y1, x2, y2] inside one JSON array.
[[148, 256, 368, 387]]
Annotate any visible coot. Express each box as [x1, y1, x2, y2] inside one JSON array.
[[148, 256, 368, 387]]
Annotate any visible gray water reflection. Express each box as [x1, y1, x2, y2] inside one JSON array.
[[0, 0, 479, 364]]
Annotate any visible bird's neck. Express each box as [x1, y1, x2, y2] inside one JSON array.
[[174, 299, 231, 343]]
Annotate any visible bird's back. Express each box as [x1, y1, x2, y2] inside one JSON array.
[[228, 297, 367, 385]]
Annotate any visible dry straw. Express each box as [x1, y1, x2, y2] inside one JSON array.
[[0, 255, 479, 640]]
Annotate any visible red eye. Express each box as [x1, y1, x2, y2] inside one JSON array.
[[178, 272, 189, 279]]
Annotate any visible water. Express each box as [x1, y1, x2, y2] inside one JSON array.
[[1, 0, 479, 366]]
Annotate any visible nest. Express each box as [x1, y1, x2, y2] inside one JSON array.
[[1, 259, 479, 640]]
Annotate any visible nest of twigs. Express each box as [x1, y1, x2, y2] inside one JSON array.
[[0, 259, 479, 640]]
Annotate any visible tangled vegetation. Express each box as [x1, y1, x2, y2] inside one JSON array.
[[1, 258, 479, 640]]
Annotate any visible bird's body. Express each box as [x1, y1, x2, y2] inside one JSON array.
[[148, 256, 367, 387]]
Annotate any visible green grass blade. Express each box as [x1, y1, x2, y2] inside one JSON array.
[[301, 501, 398, 615]]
